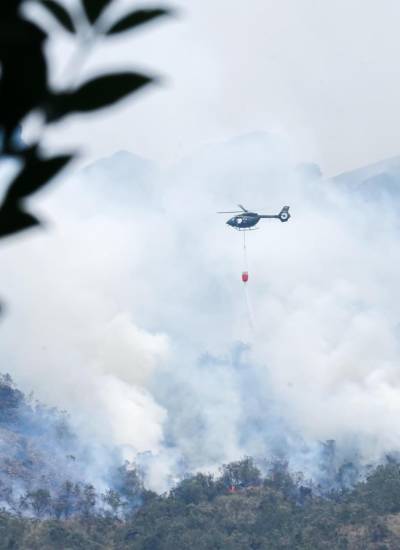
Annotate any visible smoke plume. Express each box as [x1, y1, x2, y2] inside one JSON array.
[[1, 133, 400, 491]]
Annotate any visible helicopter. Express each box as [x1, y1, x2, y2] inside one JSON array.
[[218, 204, 291, 230]]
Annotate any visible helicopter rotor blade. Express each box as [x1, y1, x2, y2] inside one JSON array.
[[238, 204, 248, 212], [217, 211, 242, 214]]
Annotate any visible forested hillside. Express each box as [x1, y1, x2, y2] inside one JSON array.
[[2, 459, 400, 548], [1, 375, 400, 548]]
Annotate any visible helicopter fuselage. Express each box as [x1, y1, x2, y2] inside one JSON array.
[[226, 212, 260, 229]]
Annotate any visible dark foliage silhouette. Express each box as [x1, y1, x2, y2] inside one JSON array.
[[0, 0, 170, 240]]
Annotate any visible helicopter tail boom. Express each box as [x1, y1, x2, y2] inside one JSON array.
[[259, 206, 290, 222]]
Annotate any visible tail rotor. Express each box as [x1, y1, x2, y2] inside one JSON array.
[[278, 206, 290, 222]]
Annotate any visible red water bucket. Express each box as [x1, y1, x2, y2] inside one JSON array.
[[242, 271, 249, 283]]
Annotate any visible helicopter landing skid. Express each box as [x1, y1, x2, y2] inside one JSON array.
[[234, 227, 259, 231]]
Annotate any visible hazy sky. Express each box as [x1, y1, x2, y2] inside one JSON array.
[[42, 0, 400, 175]]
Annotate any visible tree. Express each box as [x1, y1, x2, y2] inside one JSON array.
[[0, 373, 25, 426], [171, 473, 217, 504], [110, 461, 158, 515], [80, 484, 97, 518], [218, 457, 261, 490], [102, 488, 123, 516], [53, 480, 77, 519], [23, 488, 52, 518], [350, 463, 400, 514]]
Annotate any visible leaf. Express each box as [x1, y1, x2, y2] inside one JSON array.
[[0, 1, 23, 19], [82, 0, 110, 23], [107, 8, 170, 35], [36, 0, 75, 33], [0, 204, 40, 239], [47, 72, 153, 121], [0, 20, 47, 135], [4, 152, 73, 203]]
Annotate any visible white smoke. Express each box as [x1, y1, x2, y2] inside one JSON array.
[[1, 133, 400, 491]]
